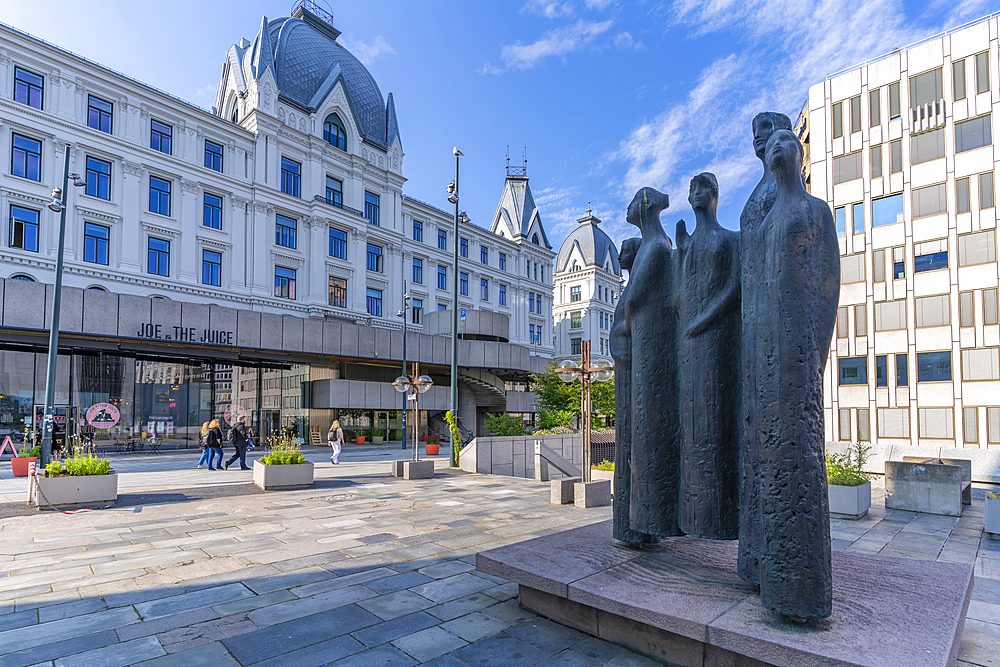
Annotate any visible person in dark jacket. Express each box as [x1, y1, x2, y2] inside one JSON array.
[[224, 415, 251, 470], [208, 419, 224, 470]]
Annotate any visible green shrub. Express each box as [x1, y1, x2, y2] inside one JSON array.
[[445, 411, 462, 461], [537, 408, 575, 431], [46, 453, 111, 477], [260, 437, 305, 465], [18, 445, 41, 458], [826, 443, 872, 487], [531, 426, 576, 435], [593, 460, 614, 471], [988, 491, 1000, 501], [485, 413, 528, 437]]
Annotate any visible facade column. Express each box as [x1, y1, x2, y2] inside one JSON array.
[[120, 161, 143, 272], [304, 215, 327, 313], [178, 179, 200, 283], [251, 201, 272, 297], [351, 228, 367, 315], [231, 196, 250, 290]]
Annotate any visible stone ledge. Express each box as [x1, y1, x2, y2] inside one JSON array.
[[476, 520, 974, 667]]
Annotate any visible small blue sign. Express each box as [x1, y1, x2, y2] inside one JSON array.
[[460, 309, 466, 318]]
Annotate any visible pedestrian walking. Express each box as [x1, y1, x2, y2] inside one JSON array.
[[328, 420, 344, 464], [196, 421, 211, 468], [224, 415, 251, 470], [208, 419, 224, 470]]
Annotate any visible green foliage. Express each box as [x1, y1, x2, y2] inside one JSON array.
[[826, 443, 873, 487], [537, 409, 576, 431], [18, 445, 41, 458], [988, 491, 1000, 501], [531, 425, 576, 435], [530, 361, 615, 426], [46, 453, 111, 477], [445, 411, 462, 461], [425, 432, 441, 445], [281, 425, 297, 439], [485, 413, 528, 437], [260, 437, 306, 465], [593, 460, 614, 471]]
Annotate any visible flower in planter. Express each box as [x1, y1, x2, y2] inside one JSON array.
[[826, 443, 873, 487], [259, 437, 306, 465], [426, 432, 441, 445], [45, 453, 112, 477]]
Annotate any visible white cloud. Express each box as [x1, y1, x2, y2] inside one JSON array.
[[491, 19, 615, 72], [338, 34, 396, 65], [522, 0, 575, 18], [585, 0, 616, 9], [613, 31, 644, 50], [190, 83, 217, 109]]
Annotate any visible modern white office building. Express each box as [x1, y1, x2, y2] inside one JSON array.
[[806, 14, 1000, 456]]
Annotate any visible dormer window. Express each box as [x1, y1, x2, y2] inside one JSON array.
[[532, 233, 539, 245], [324, 113, 347, 151]]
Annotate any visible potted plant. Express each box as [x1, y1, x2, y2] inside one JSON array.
[[355, 431, 366, 445], [986, 491, 1000, 540], [373, 428, 385, 445], [253, 437, 313, 490], [425, 432, 441, 456], [32, 452, 117, 508], [12, 445, 40, 477], [826, 443, 873, 520]]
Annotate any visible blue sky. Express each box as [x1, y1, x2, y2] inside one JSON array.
[[4, 0, 993, 254]]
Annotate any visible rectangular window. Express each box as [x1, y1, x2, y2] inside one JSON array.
[[571, 311, 582, 328], [833, 151, 862, 184], [875, 300, 906, 331], [203, 193, 222, 229], [499, 252, 506, 271], [989, 408, 1000, 443], [412, 299, 423, 324], [878, 407, 910, 438], [976, 51, 990, 94], [274, 267, 296, 299], [852, 202, 864, 235], [855, 304, 867, 336], [570, 285, 582, 302], [526, 261, 531, 278], [147, 237, 169, 276], [499, 284, 507, 306], [964, 407, 978, 444], [914, 238, 948, 273], [412, 258, 423, 284], [979, 171, 994, 209], [876, 355, 888, 387], [481, 278, 489, 301], [529, 292, 535, 313], [954, 58, 967, 100], [838, 408, 851, 441], [869, 88, 881, 126], [150, 119, 172, 154], [11, 133, 41, 181], [873, 249, 885, 283], [918, 407, 954, 439], [840, 254, 865, 284], [910, 127, 945, 164], [960, 291, 976, 327], [363, 191, 380, 226], [839, 356, 868, 385], [437, 265, 447, 290], [571, 338, 582, 355], [835, 206, 845, 237], [459, 272, 468, 296], [366, 288, 382, 316], [85, 156, 111, 200], [413, 220, 423, 243], [480, 245, 489, 265], [832, 101, 843, 139], [850, 95, 862, 133], [329, 227, 347, 259], [870, 144, 882, 178], [87, 95, 112, 133], [858, 408, 871, 441], [889, 139, 902, 173], [9, 205, 39, 252], [438, 304, 447, 312], [326, 176, 343, 207], [366, 243, 383, 272], [281, 158, 301, 198], [910, 68, 943, 108], [438, 229, 447, 250], [329, 277, 347, 308], [460, 237, 468, 258], [202, 249, 221, 286], [84, 222, 109, 265], [916, 294, 950, 327], [275, 214, 296, 249], [958, 229, 996, 266], [962, 347, 1000, 381], [985, 288, 999, 325], [893, 246, 905, 280], [912, 183, 947, 219], [888, 81, 901, 119], [917, 351, 952, 382], [957, 177, 971, 214], [205, 140, 224, 172], [13, 66, 43, 109], [896, 353, 908, 387], [956, 115, 992, 153], [837, 306, 848, 338], [149, 176, 171, 216]]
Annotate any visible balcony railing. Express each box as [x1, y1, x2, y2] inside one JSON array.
[[910, 98, 946, 134], [313, 195, 365, 218]]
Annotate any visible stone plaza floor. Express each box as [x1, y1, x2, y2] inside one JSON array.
[[0, 444, 997, 666]]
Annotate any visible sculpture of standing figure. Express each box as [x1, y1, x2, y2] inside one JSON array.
[[624, 187, 682, 538], [755, 129, 839, 620], [738, 111, 792, 585], [676, 174, 740, 540], [610, 238, 656, 545]]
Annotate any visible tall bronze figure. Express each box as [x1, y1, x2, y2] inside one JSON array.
[[738, 111, 792, 585], [624, 187, 682, 538], [755, 129, 839, 620], [676, 174, 740, 540], [611, 238, 656, 544]]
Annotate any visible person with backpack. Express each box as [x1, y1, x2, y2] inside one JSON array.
[[223, 415, 251, 470], [328, 420, 344, 464], [207, 419, 224, 470], [196, 421, 212, 469]]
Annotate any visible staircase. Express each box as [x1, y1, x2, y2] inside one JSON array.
[[458, 369, 506, 406]]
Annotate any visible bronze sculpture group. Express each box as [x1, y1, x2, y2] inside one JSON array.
[[610, 113, 841, 621]]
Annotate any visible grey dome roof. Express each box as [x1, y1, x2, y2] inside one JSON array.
[[555, 214, 620, 275]]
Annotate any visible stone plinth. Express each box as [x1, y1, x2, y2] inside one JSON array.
[[476, 520, 973, 667], [390, 460, 405, 477], [574, 480, 611, 508], [551, 477, 580, 505], [403, 459, 434, 479]]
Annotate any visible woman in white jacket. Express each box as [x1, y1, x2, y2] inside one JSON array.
[[328, 420, 344, 464]]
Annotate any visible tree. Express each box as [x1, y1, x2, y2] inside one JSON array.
[[484, 413, 528, 436], [530, 361, 615, 428]]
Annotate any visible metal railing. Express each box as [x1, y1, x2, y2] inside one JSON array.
[[312, 195, 366, 218]]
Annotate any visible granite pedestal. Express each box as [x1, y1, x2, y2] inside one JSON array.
[[402, 459, 434, 479], [477, 520, 973, 667]]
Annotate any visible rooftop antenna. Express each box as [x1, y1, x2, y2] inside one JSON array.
[[587, 194, 592, 216], [506, 144, 510, 175]]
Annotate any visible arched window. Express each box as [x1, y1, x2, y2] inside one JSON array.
[[323, 113, 347, 150], [10, 274, 34, 281], [231, 106, 239, 124], [532, 233, 539, 245], [88, 285, 107, 291]]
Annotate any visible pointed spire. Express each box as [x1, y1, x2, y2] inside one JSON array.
[[385, 92, 400, 148], [252, 16, 275, 79]]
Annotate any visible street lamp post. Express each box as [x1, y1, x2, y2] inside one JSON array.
[[397, 284, 411, 451], [39, 145, 86, 465], [447, 148, 463, 467], [392, 370, 433, 461], [555, 339, 613, 482]]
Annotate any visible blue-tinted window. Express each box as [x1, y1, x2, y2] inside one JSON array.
[[873, 193, 904, 227], [914, 251, 948, 273], [499, 252, 506, 271], [437, 265, 447, 289], [852, 202, 864, 235], [532, 233, 539, 245], [150, 119, 172, 154], [956, 115, 991, 153], [835, 206, 845, 237], [364, 191, 379, 225], [326, 176, 343, 207], [412, 219, 423, 243], [275, 266, 296, 299], [149, 176, 171, 216], [460, 237, 468, 258], [838, 356, 868, 385], [329, 227, 347, 259], [9, 205, 39, 252], [87, 95, 112, 133], [896, 353, 908, 386], [147, 237, 170, 276], [275, 214, 296, 249], [84, 222, 109, 265], [481, 278, 489, 301], [412, 299, 422, 324], [323, 113, 347, 150], [366, 288, 382, 316], [438, 304, 447, 311], [11, 133, 41, 181], [205, 140, 224, 172], [481, 245, 489, 264], [281, 157, 300, 197], [499, 284, 506, 306], [203, 193, 222, 229], [413, 258, 423, 284], [893, 259, 906, 280], [917, 351, 951, 382], [876, 355, 888, 387], [459, 271, 468, 296], [202, 250, 221, 286], [85, 157, 111, 200], [438, 229, 447, 250], [13, 66, 43, 109], [529, 292, 535, 313], [366, 243, 383, 272]]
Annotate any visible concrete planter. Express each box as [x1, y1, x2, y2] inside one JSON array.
[[31, 472, 118, 509], [986, 496, 1000, 540], [373, 436, 384, 445], [590, 469, 615, 496], [828, 481, 871, 520], [253, 461, 313, 490]]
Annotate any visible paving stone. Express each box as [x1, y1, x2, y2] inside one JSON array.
[[244, 566, 335, 595], [293, 567, 395, 597], [481, 599, 537, 625], [957, 618, 1000, 667], [252, 634, 364, 667], [350, 611, 441, 648], [53, 636, 164, 667], [37, 599, 107, 623], [0, 629, 118, 667], [391, 625, 467, 662], [417, 655, 467, 667], [973, 576, 1000, 606], [544, 649, 605, 666], [0, 608, 37, 631], [0, 607, 139, 655], [327, 644, 417, 666], [410, 573, 495, 604], [210, 589, 296, 616], [131, 640, 240, 666], [418, 560, 476, 579], [358, 589, 434, 620], [227, 604, 379, 664], [425, 592, 497, 622], [505, 617, 588, 654], [157, 613, 257, 653], [440, 611, 512, 642], [366, 571, 433, 594], [134, 583, 252, 621], [571, 636, 627, 663], [967, 600, 1000, 624], [606, 650, 664, 666], [117, 607, 217, 642], [449, 632, 550, 667], [247, 584, 376, 627]]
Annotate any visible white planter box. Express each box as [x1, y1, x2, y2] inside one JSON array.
[[31, 472, 118, 509], [373, 436, 385, 445], [828, 481, 871, 520], [986, 496, 1000, 540], [591, 469, 615, 496], [253, 461, 313, 490]]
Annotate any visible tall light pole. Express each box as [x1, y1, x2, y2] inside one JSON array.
[[40, 145, 86, 465], [392, 371, 433, 461], [555, 340, 613, 482], [397, 283, 410, 451], [447, 148, 463, 466]]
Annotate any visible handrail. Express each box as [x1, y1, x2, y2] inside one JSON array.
[[312, 195, 366, 218]]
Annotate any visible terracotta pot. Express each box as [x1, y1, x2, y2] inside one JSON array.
[[12, 457, 37, 477], [356, 436, 365, 445], [425, 443, 440, 455]]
